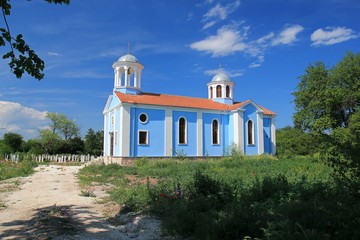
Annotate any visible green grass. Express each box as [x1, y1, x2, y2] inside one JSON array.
[[0, 160, 38, 181], [78, 156, 359, 239]]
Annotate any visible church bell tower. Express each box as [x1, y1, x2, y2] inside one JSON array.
[[207, 67, 235, 104], [112, 52, 144, 95]]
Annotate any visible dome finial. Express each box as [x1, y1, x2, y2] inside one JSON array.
[[127, 43, 131, 54]]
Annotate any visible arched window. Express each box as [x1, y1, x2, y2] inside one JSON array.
[[179, 117, 187, 144], [216, 85, 222, 98], [210, 86, 213, 99], [212, 119, 219, 144], [247, 120, 254, 145], [226, 85, 230, 98]]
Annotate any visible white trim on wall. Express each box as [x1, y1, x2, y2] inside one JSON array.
[[120, 106, 131, 157], [271, 116, 276, 155], [239, 111, 244, 153], [197, 112, 203, 156], [257, 112, 264, 154], [165, 109, 173, 156]]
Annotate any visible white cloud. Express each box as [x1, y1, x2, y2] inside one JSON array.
[[202, 1, 241, 30], [0, 101, 49, 140], [311, 26, 358, 46], [272, 25, 304, 46], [190, 24, 248, 57], [202, 21, 217, 30], [48, 52, 62, 57], [205, 68, 243, 78], [249, 55, 265, 68], [191, 23, 304, 68]]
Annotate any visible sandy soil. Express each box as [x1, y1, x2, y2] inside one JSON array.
[[0, 164, 163, 240]]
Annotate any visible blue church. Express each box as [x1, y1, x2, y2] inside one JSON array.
[[103, 53, 276, 158]]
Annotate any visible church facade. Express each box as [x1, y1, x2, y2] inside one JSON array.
[[103, 53, 276, 157]]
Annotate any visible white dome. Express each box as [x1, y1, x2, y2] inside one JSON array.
[[118, 54, 139, 63], [211, 72, 231, 82]]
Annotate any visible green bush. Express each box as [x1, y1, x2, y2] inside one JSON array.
[[0, 159, 37, 181], [148, 171, 360, 239], [80, 157, 356, 239]]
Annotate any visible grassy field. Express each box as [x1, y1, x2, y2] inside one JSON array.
[[0, 160, 38, 181], [78, 156, 359, 239]]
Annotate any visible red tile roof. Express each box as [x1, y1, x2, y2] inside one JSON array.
[[114, 91, 276, 115]]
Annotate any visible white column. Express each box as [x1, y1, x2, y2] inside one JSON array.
[[197, 112, 203, 156], [124, 67, 129, 87], [238, 111, 244, 154], [221, 84, 226, 98], [271, 116, 276, 155], [114, 70, 117, 87], [138, 72, 142, 89], [134, 70, 138, 88], [165, 109, 173, 156], [233, 112, 239, 146], [119, 106, 131, 156], [257, 112, 264, 154]]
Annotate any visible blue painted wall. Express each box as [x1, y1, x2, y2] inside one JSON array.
[[172, 111, 197, 156], [130, 107, 165, 157], [223, 114, 230, 151], [203, 113, 224, 156], [243, 104, 258, 155], [263, 117, 272, 154]]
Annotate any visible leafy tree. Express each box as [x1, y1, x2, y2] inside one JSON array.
[[38, 129, 62, 154], [293, 52, 360, 133], [59, 136, 84, 154], [2, 132, 23, 153], [276, 126, 324, 157], [84, 128, 103, 156], [293, 52, 360, 195], [0, 0, 70, 80], [46, 112, 80, 140], [22, 139, 44, 155]]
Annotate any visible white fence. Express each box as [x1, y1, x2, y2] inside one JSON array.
[[4, 154, 96, 163]]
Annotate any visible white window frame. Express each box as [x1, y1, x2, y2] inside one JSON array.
[[211, 119, 220, 145], [139, 113, 148, 124], [138, 130, 149, 145], [178, 117, 187, 145], [247, 119, 255, 145]]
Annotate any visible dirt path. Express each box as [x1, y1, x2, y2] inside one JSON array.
[[0, 165, 162, 240]]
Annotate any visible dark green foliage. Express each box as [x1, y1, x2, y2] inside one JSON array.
[[84, 128, 103, 156], [58, 137, 84, 154], [2, 132, 23, 153], [0, 0, 70, 79], [149, 172, 360, 240], [22, 139, 44, 155], [293, 52, 360, 197], [276, 126, 324, 156], [293, 52, 360, 133], [79, 157, 352, 239]]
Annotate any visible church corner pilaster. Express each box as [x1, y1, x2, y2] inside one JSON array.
[[257, 112, 264, 155], [165, 109, 173, 156], [197, 111, 203, 156]]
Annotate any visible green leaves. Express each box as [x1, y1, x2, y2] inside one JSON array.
[[293, 52, 360, 133], [2, 33, 45, 80], [1, 0, 70, 80]]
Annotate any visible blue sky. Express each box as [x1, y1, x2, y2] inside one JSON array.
[[0, 0, 359, 139]]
